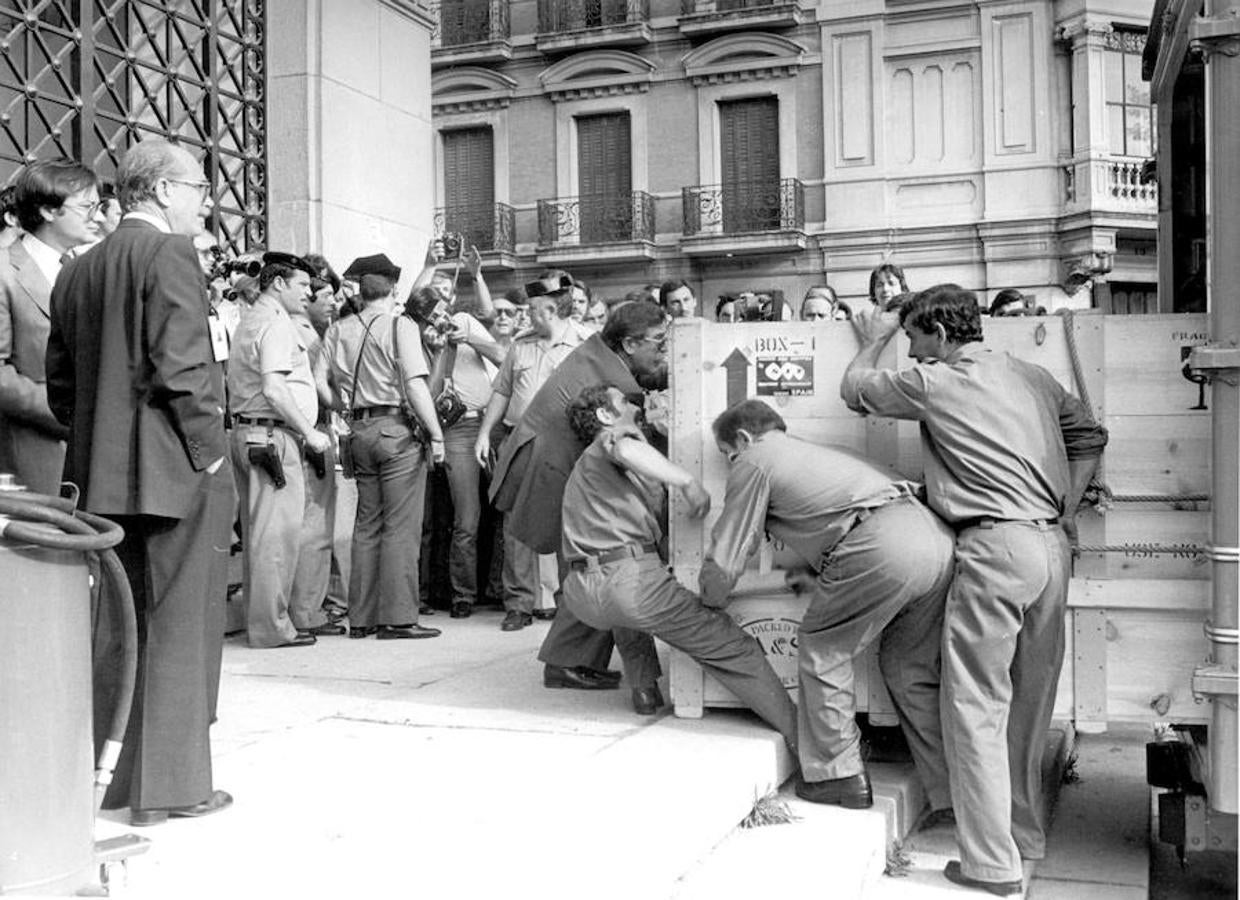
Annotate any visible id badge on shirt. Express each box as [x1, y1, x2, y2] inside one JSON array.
[[208, 313, 230, 362]]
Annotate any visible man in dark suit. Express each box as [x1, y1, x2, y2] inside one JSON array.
[[0, 159, 105, 494], [46, 138, 235, 826], [490, 295, 669, 700]]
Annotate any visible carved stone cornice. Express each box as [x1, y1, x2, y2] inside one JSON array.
[[1055, 16, 1114, 50], [539, 49, 655, 104], [681, 32, 805, 87]]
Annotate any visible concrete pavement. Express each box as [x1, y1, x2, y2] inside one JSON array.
[[90, 606, 1159, 900]]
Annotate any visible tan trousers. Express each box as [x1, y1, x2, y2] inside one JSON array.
[[797, 496, 954, 810], [231, 427, 304, 648], [944, 521, 1069, 882], [564, 553, 797, 750]]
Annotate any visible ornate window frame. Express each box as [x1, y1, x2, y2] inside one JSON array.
[[682, 34, 805, 186], [539, 51, 654, 198]]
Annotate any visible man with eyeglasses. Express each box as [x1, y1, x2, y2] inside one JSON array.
[[48, 138, 236, 827], [490, 298, 672, 710], [475, 270, 592, 631], [0, 159, 105, 495]]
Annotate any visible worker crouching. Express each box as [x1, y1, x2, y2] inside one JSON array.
[[558, 384, 798, 749]]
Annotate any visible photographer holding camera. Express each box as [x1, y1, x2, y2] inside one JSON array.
[[406, 269, 506, 619]]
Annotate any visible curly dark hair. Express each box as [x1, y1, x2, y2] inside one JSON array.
[[712, 400, 786, 446], [566, 384, 618, 444], [898, 284, 984, 345]]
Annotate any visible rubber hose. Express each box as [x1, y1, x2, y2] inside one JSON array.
[[91, 545, 136, 811], [0, 496, 123, 551], [0, 492, 136, 812]]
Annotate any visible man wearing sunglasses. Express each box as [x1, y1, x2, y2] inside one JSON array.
[[489, 288, 670, 706]]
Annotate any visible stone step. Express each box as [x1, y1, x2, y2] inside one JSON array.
[[672, 728, 1074, 900]]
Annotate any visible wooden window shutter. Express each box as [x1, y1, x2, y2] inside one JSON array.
[[442, 127, 495, 248], [577, 113, 632, 242], [720, 97, 779, 232]]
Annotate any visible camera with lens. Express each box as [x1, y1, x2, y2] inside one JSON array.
[[440, 231, 465, 261], [207, 246, 263, 283]]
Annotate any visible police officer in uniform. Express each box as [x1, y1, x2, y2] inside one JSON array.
[[228, 252, 331, 648], [318, 254, 444, 640]]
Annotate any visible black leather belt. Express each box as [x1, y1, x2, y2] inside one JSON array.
[[352, 405, 403, 420], [568, 542, 659, 571], [234, 415, 287, 429], [955, 516, 1059, 532]]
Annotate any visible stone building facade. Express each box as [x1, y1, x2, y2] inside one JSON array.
[[429, 0, 1162, 313]]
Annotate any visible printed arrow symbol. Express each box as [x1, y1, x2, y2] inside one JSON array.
[[722, 347, 749, 408]]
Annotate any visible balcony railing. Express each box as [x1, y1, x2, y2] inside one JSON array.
[[1061, 157, 1157, 214], [537, 0, 649, 33], [1107, 159, 1156, 205], [681, 0, 784, 12], [434, 202, 516, 254], [432, 0, 509, 48], [682, 179, 804, 236], [537, 191, 655, 246]]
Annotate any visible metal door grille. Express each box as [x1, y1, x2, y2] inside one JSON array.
[[0, 0, 267, 253]]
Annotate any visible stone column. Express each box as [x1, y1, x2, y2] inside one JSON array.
[[267, 0, 436, 290]]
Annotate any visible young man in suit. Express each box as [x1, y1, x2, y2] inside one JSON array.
[[47, 138, 236, 826], [0, 159, 105, 494]]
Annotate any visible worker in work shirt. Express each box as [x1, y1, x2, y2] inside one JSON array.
[[701, 399, 954, 815], [558, 384, 798, 745], [842, 284, 1107, 897]]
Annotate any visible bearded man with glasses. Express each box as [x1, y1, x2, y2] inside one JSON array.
[[489, 297, 675, 712]]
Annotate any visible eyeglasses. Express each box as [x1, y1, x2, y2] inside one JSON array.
[[167, 177, 211, 199], [636, 333, 669, 352], [493, 307, 517, 318], [803, 311, 829, 321], [64, 200, 102, 218]]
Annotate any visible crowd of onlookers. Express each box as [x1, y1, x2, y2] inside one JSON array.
[[173, 243, 1052, 635]]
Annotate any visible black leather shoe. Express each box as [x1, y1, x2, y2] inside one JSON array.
[[501, 610, 533, 631], [943, 861, 1023, 896], [418, 603, 435, 616], [305, 622, 346, 637], [449, 601, 473, 619], [795, 771, 873, 809], [632, 684, 665, 715], [278, 633, 317, 648], [531, 608, 557, 620], [543, 664, 617, 690], [376, 624, 441, 640], [349, 626, 378, 639], [582, 666, 622, 685], [132, 789, 233, 827]]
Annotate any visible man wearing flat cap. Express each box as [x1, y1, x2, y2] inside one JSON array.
[[228, 250, 332, 648]]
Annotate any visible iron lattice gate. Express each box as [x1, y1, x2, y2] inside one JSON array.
[[0, 0, 266, 252]]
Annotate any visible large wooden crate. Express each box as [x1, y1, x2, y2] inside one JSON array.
[[666, 314, 1212, 731]]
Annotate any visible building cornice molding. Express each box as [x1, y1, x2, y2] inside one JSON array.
[[539, 49, 656, 103], [378, 0, 436, 30], [432, 67, 518, 114], [681, 32, 805, 86]]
